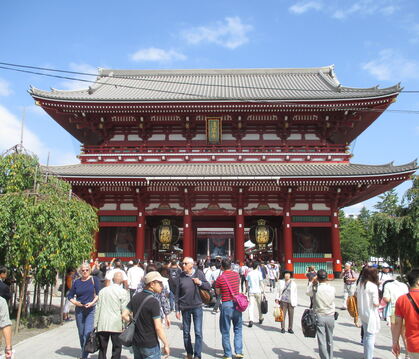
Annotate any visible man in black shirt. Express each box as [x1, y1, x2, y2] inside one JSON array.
[[0, 267, 11, 302], [122, 271, 169, 359]]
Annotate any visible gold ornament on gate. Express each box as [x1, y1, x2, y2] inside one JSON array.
[[249, 219, 274, 250], [156, 219, 179, 251], [159, 219, 172, 250]]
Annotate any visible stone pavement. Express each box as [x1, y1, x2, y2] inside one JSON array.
[[14, 280, 398, 359]]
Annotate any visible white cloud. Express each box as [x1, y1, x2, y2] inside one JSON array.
[[342, 202, 365, 217], [131, 48, 187, 62], [182, 16, 252, 49], [362, 49, 419, 81], [289, 0, 399, 19], [0, 104, 78, 165], [289, 1, 323, 14], [0, 78, 12, 96], [59, 63, 99, 91]]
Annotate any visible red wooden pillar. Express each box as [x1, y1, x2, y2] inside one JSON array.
[[135, 209, 145, 260], [276, 225, 282, 263], [283, 207, 293, 272], [331, 209, 342, 278], [183, 208, 193, 259], [235, 209, 245, 265]]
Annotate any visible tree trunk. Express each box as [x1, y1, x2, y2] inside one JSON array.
[[59, 272, 65, 325], [12, 282, 17, 313], [32, 281, 37, 311], [49, 284, 53, 312], [36, 283, 41, 311], [15, 267, 29, 334], [43, 285, 49, 312]]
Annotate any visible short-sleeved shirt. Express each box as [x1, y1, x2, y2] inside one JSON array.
[[246, 270, 263, 294], [0, 297, 11, 329], [127, 290, 161, 348], [215, 270, 240, 302], [67, 276, 101, 305], [395, 289, 419, 353]]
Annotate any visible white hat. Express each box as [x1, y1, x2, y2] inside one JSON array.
[[144, 271, 165, 284], [382, 263, 390, 268]]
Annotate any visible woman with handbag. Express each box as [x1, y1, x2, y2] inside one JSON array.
[[275, 271, 298, 334], [68, 262, 100, 359]]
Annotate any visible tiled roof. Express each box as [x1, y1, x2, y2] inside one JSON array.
[[44, 161, 417, 179], [30, 66, 401, 102]]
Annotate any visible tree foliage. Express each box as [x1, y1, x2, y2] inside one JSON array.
[[0, 150, 98, 285], [369, 177, 418, 272], [339, 210, 370, 264]]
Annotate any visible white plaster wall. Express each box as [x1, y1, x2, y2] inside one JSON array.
[[100, 203, 117, 210], [120, 203, 137, 210], [291, 203, 309, 210], [109, 134, 124, 141]]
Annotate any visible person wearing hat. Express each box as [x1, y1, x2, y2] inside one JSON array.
[[379, 263, 393, 292], [306, 269, 336, 359], [275, 271, 298, 334], [122, 271, 170, 359]]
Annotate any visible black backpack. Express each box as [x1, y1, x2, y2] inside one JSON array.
[[301, 309, 317, 338]]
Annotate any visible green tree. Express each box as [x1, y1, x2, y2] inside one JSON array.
[[374, 189, 399, 215], [0, 149, 98, 331], [339, 210, 370, 264], [370, 178, 419, 273]]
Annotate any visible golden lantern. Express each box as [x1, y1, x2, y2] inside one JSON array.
[[249, 219, 274, 250], [156, 219, 179, 251]]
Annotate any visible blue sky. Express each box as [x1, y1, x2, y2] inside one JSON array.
[[0, 0, 418, 214]]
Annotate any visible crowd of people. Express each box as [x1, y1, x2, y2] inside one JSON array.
[[0, 260, 418, 359]]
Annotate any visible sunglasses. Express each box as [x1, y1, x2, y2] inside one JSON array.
[[81, 269, 89, 272], [182, 262, 192, 265]]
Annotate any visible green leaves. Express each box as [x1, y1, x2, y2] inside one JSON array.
[[340, 210, 370, 264], [0, 150, 98, 285], [369, 176, 418, 272]]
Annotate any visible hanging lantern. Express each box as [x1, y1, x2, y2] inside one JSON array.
[[249, 219, 274, 250], [156, 219, 179, 251]]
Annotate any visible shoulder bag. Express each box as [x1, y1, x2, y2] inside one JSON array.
[[223, 273, 249, 312], [119, 295, 153, 347], [301, 283, 317, 338], [194, 271, 212, 305]]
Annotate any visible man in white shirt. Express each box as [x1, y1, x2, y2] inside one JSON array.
[[306, 269, 336, 359], [105, 258, 128, 289], [127, 259, 145, 298], [379, 263, 393, 291], [246, 262, 265, 327]]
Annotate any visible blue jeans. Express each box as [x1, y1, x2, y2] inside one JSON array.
[[169, 291, 175, 311], [182, 306, 203, 358], [75, 306, 95, 359], [362, 321, 376, 359], [133, 344, 161, 359], [220, 301, 243, 358]]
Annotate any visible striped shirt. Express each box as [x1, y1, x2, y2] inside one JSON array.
[[215, 270, 240, 302]]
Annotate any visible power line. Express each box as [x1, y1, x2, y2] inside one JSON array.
[[1, 62, 419, 115], [4, 60, 417, 93]]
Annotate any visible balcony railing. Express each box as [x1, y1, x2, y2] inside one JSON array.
[[81, 144, 348, 155]]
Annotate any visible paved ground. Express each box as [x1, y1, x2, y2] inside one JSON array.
[[14, 279, 399, 359]]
